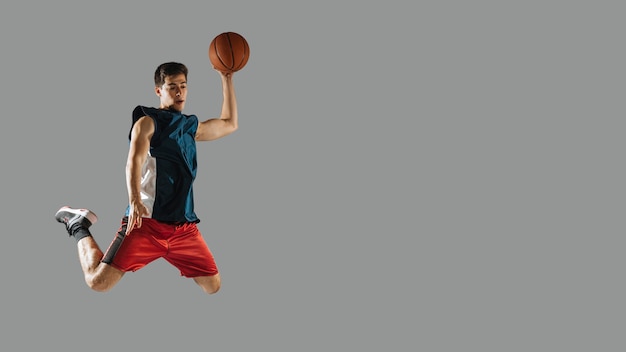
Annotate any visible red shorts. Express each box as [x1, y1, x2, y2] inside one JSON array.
[[105, 218, 219, 277]]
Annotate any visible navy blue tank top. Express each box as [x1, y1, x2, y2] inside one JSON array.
[[124, 105, 200, 223]]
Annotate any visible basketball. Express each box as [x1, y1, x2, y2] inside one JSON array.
[[208, 32, 250, 73]]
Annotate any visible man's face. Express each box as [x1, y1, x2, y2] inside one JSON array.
[[156, 74, 187, 111]]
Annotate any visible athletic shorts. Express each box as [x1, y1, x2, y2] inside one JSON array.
[[103, 217, 219, 277]]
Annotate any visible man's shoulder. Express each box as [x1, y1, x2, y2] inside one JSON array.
[[132, 106, 197, 126], [133, 105, 158, 118]]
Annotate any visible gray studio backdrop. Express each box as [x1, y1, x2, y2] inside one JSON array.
[[0, 1, 623, 351]]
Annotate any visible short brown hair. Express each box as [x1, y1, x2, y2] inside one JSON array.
[[154, 62, 188, 87]]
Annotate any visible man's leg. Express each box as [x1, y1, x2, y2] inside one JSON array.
[[75, 236, 125, 292], [55, 206, 125, 292], [193, 274, 221, 295], [165, 223, 221, 295]]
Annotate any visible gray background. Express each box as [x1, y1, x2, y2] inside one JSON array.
[[1, 0, 623, 351]]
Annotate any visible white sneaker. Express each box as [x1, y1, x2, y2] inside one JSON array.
[[55, 206, 98, 235]]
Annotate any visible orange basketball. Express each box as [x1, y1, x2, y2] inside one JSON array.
[[208, 32, 250, 73]]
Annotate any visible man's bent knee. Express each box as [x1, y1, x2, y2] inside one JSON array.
[[86, 277, 113, 292], [194, 274, 221, 295], [86, 265, 124, 292]]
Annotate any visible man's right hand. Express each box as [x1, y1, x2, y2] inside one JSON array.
[[126, 200, 149, 236]]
